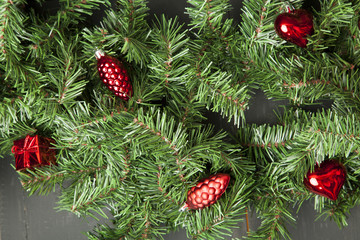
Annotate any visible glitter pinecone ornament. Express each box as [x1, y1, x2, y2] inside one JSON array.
[[182, 173, 230, 210], [95, 50, 133, 101]]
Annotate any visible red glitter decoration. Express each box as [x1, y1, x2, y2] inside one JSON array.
[[303, 159, 346, 201], [274, 9, 314, 48], [95, 50, 133, 101], [183, 173, 230, 210], [11, 135, 56, 171]]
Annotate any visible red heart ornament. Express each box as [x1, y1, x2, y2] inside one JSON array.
[[303, 159, 346, 201], [274, 9, 314, 48]]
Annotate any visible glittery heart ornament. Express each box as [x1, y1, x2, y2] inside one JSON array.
[[274, 9, 314, 48], [303, 159, 346, 200]]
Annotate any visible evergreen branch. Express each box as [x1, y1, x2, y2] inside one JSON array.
[[164, 94, 206, 128], [149, 15, 189, 93], [0, 0, 39, 87], [20, 165, 107, 194], [132, 155, 188, 205], [245, 200, 294, 240], [278, 56, 360, 105], [303, 109, 360, 157], [88, 180, 175, 240], [247, 164, 297, 240], [187, 0, 234, 54], [182, 177, 253, 240], [0, 95, 35, 130], [192, 63, 248, 126], [25, 21, 62, 61], [115, 0, 149, 29], [103, 0, 150, 64], [126, 108, 188, 156], [174, 158, 187, 183], [71, 186, 117, 213], [132, 116, 180, 153], [87, 226, 128, 240], [57, 170, 125, 219], [54, 101, 133, 145], [43, 33, 88, 104], [186, 0, 231, 35], [157, 165, 182, 204], [147, 15, 207, 126], [309, 0, 353, 49], [278, 109, 360, 183], [54, 0, 110, 26], [17, 165, 65, 195], [314, 189, 360, 228], [0, 90, 57, 153], [82, 0, 150, 65], [240, 0, 302, 46], [237, 123, 301, 164]]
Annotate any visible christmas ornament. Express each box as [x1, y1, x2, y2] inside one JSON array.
[[11, 135, 56, 171], [95, 50, 133, 101], [181, 173, 230, 210], [303, 159, 346, 201], [274, 9, 314, 48]]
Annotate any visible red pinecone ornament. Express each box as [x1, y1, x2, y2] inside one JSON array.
[[95, 50, 133, 101], [274, 9, 314, 48], [182, 173, 230, 210], [303, 159, 346, 201]]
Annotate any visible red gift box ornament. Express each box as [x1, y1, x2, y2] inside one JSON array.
[[303, 159, 346, 201], [11, 135, 56, 171]]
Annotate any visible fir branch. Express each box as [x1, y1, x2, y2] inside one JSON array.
[[57, 169, 125, 219], [0, 0, 39, 87], [309, 0, 354, 49], [247, 164, 297, 240], [165, 95, 206, 129], [146, 15, 207, 126], [314, 189, 360, 228], [186, 0, 231, 35], [181, 177, 254, 240], [278, 109, 360, 184], [191, 62, 248, 126], [149, 15, 189, 93], [90, 185, 174, 240], [126, 107, 188, 156], [43, 33, 88, 105], [279, 56, 360, 105], [21, 166, 104, 185], [240, 0, 301, 46], [54, 0, 110, 27], [186, 0, 235, 56], [19, 167, 66, 195], [81, 0, 150, 66], [134, 155, 188, 206], [156, 165, 182, 204], [0, 90, 57, 154], [237, 123, 301, 164]]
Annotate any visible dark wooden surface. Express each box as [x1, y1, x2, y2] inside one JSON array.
[[2, 1, 360, 239]]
